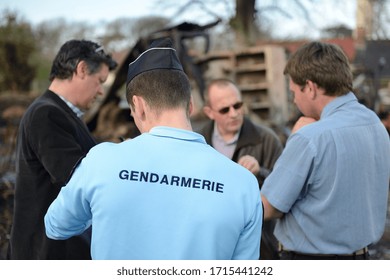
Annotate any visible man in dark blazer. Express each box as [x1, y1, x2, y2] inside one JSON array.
[[8, 40, 117, 259]]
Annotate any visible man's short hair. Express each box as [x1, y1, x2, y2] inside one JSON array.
[[49, 40, 117, 81]]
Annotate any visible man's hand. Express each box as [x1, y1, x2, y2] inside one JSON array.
[[238, 155, 260, 175], [292, 116, 317, 133]]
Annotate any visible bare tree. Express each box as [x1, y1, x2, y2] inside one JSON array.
[[153, 0, 390, 45], [230, 0, 258, 46], [152, 0, 305, 47], [34, 19, 96, 57], [371, 0, 390, 39], [97, 16, 170, 52]]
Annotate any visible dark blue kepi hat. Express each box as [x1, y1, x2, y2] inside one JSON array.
[[126, 38, 184, 86]]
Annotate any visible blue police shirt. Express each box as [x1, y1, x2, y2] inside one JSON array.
[[261, 92, 390, 254], [45, 126, 262, 259]]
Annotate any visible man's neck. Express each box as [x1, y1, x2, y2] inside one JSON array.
[[49, 78, 76, 104], [143, 109, 192, 133], [215, 125, 239, 142]]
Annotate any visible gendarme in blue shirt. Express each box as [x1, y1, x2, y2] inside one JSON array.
[[45, 126, 262, 259], [261, 92, 390, 254]]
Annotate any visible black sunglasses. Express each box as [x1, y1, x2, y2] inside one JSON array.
[[216, 101, 244, 114]]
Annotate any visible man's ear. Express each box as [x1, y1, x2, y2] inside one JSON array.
[[203, 105, 215, 120], [307, 80, 318, 100], [188, 96, 194, 116], [75, 60, 88, 79], [132, 95, 146, 120]]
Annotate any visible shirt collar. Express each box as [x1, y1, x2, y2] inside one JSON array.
[[213, 123, 240, 145], [149, 126, 206, 144], [57, 95, 84, 118], [321, 92, 357, 119]]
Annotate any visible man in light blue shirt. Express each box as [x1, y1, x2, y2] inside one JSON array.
[[44, 38, 262, 260], [261, 41, 390, 260]]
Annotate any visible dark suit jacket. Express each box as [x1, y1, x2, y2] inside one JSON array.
[[9, 90, 96, 259]]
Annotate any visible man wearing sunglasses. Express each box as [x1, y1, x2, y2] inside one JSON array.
[[197, 78, 284, 259]]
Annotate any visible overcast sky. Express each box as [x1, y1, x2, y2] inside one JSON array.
[[1, 0, 357, 39]]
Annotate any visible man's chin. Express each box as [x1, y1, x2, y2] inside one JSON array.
[[230, 120, 243, 129], [228, 124, 242, 133]]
